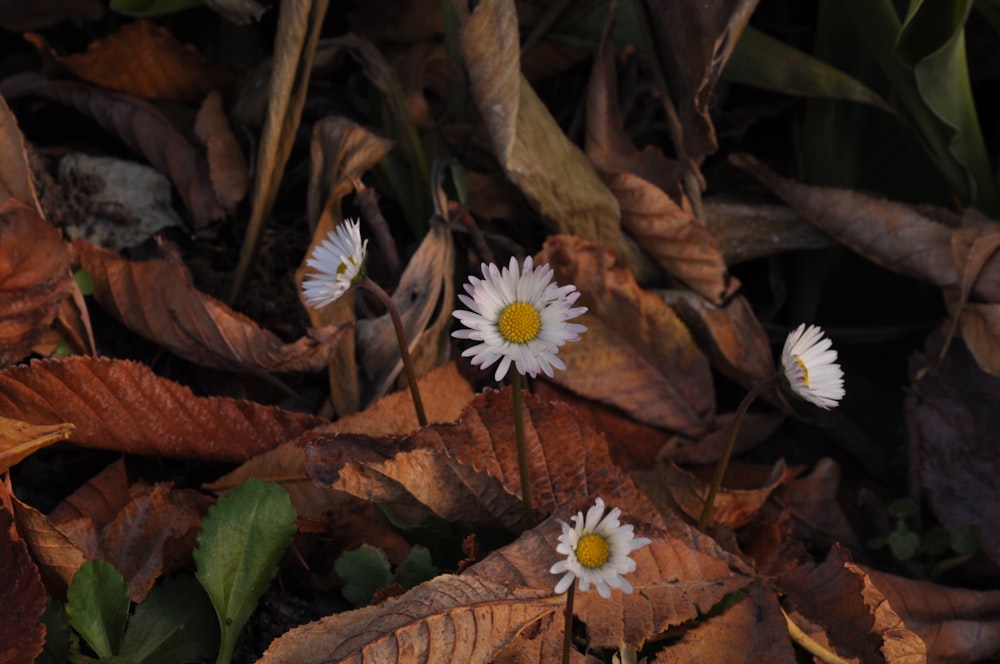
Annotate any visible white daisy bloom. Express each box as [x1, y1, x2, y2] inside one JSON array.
[[452, 256, 587, 381], [302, 219, 368, 308], [781, 323, 845, 409], [549, 497, 651, 599]]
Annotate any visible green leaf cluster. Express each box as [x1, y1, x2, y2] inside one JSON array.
[[334, 544, 438, 607]]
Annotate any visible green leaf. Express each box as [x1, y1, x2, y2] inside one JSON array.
[[66, 560, 130, 658], [725, 25, 893, 113], [887, 497, 918, 518], [888, 530, 921, 560], [392, 545, 438, 590], [74, 269, 96, 296], [37, 598, 71, 664], [119, 576, 219, 664], [194, 479, 297, 664], [334, 545, 393, 607], [109, 0, 202, 17]]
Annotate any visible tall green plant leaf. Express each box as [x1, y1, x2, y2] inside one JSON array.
[[119, 576, 219, 664], [65, 560, 130, 659], [194, 479, 297, 664]]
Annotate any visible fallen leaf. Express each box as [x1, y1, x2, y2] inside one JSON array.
[[8, 490, 86, 595], [0, 507, 46, 664], [0, 93, 41, 211], [48, 457, 130, 527], [25, 21, 241, 104], [2, 74, 225, 233], [74, 238, 351, 375], [0, 200, 73, 364], [0, 415, 74, 473], [537, 235, 715, 437], [663, 412, 783, 466], [457, 0, 623, 251], [194, 90, 249, 213], [493, 613, 601, 664], [0, 356, 325, 462], [778, 457, 861, 550]]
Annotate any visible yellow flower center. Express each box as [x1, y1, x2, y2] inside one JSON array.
[[497, 302, 541, 344], [576, 533, 610, 569], [796, 357, 809, 386]]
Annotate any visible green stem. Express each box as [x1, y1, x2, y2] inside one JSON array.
[[360, 277, 428, 427], [561, 581, 576, 664], [697, 375, 779, 531], [511, 371, 533, 528]]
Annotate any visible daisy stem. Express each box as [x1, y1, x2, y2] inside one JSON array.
[[697, 375, 779, 532], [561, 582, 576, 664], [360, 277, 428, 427], [511, 371, 534, 528], [781, 606, 852, 664]]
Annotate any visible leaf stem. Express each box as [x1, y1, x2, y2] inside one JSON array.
[[511, 371, 534, 528], [561, 581, 576, 664], [697, 375, 779, 531], [360, 277, 427, 427]]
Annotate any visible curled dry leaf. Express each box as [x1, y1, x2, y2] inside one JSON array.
[[865, 566, 1000, 663], [0, 415, 73, 474], [0, 200, 73, 364], [0, 93, 41, 210], [194, 90, 249, 213], [25, 21, 241, 104], [776, 544, 926, 663], [537, 235, 714, 437], [586, 31, 737, 304], [457, 0, 623, 251], [0, 355, 325, 462], [0, 506, 46, 664], [74, 239, 350, 375], [2, 74, 224, 233]]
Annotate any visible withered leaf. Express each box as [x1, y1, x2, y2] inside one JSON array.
[[0, 356, 324, 462], [74, 239, 350, 375], [537, 235, 714, 437], [48, 457, 129, 527], [194, 90, 248, 214], [0, 93, 40, 211], [0, 415, 73, 473], [457, 0, 623, 250], [587, 32, 736, 304], [8, 490, 86, 594], [0, 200, 73, 364], [0, 507, 46, 664], [2, 74, 224, 233], [25, 21, 241, 104]]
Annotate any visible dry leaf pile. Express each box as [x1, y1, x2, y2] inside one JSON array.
[[3, 2, 1000, 664]]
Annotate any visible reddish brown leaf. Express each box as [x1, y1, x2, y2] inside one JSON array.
[[9, 491, 86, 596], [0, 507, 46, 664], [0, 415, 73, 473], [586, 34, 737, 303], [25, 21, 240, 104], [865, 566, 1000, 663], [665, 412, 783, 465], [2, 74, 224, 233], [494, 613, 601, 664], [0, 200, 73, 364], [0, 93, 41, 210], [537, 235, 715, 437], [0, 355, 324, 462], [74, 239, 350, 374], [778, 457, 861, 550], [194, 90, 249, 213]]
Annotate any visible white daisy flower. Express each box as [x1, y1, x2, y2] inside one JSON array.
[[302, 219, 368, 308], [452, 256, 587, 381], [781, 323, 845, 409], [550, 497, 651, 599]]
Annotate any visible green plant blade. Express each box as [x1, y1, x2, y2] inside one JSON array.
[[65, 560, 130, 659], [194, 479, 296, 664], [392, 545, 438, 590], [37, 598, 71, 664], [334, 545, 393, 607], [725, 25, 894, 113], [119, 576, 219, 664]]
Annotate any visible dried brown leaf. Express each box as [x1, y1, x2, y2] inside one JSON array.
[[458, 0, 622, 250], [0, 355, 324, 462], [0, 415, 73, 473], [0, 94, 40, 211], [0, 200, 73, 364], [9, 491, 86, 595], [195, 90, 248, 213], [2, 74, 224, 233], [74, 239, 350, 374], [49, 457, 129, 526], [537, 235, 714, 437], [779, 457, 861, 550], [25, 21, 240, 104], [0, 507, 46, 664]]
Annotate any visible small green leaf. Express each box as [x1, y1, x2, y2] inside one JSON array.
[[119, 576, 218, 664], [887, 497, 918, 519], [950, 524, 981, 556], [334, 545, 393, 607], [109, 0, 202, 17], [66, 560, 130, 658], [888, 530, 921, 560], [74, 269, 96, 296], [194, 479, 297, 664], [37, 598, 71, 664], [392, 545, 438, 590]]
